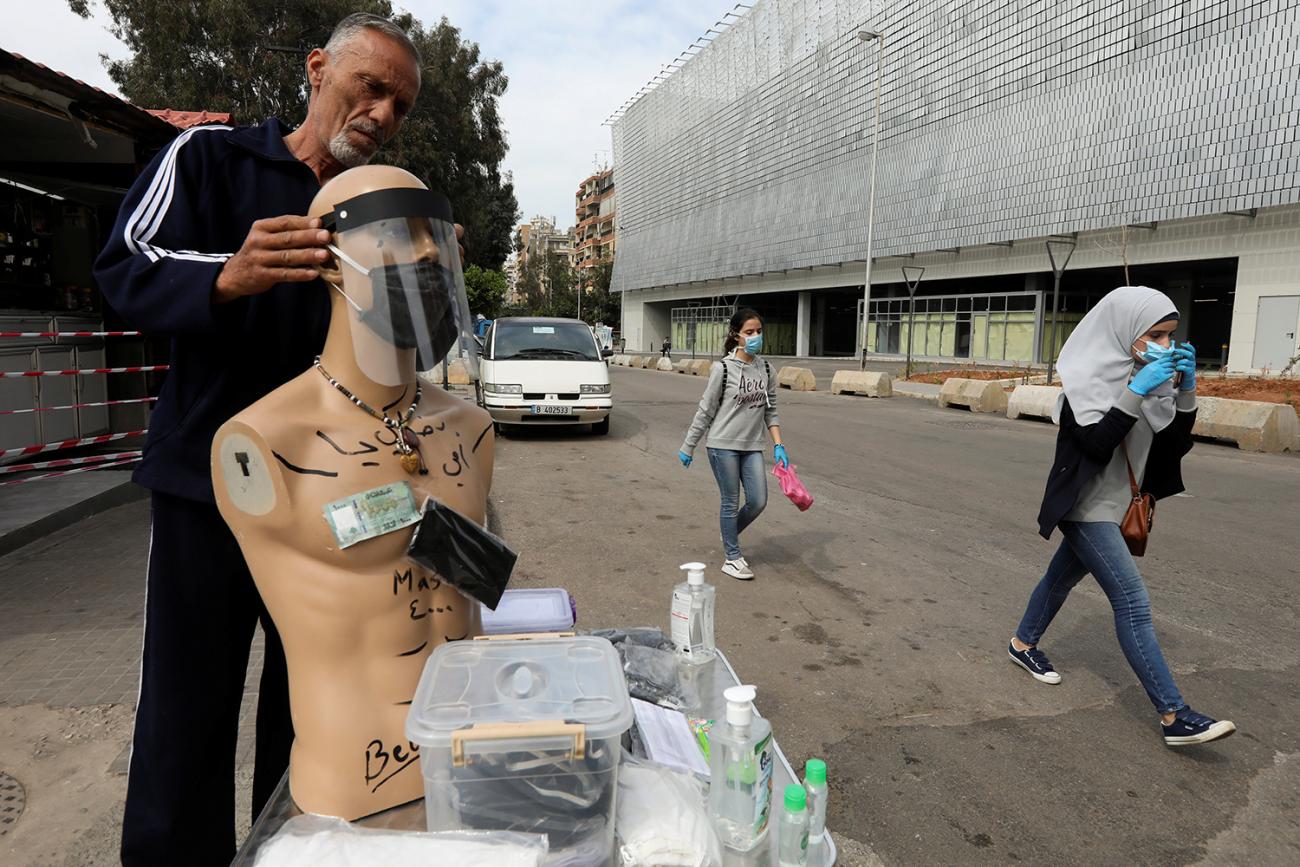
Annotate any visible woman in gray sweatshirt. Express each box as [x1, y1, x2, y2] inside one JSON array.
[[677, 308, 787, 580]]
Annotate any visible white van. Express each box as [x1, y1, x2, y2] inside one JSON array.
[[479, 317, 614, 434]]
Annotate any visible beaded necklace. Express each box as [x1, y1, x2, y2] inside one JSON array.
[[314, 357, 426, 474]]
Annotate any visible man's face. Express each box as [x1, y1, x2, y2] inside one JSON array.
[[310, 30, 421, 168]]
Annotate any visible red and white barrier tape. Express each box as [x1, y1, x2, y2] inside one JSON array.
[[0, 430, 148, 459], [0, 365, 168, 378], [0, 454, 141, 486], [0, 397, 157, 416], [0, 450, 144, 475], [0, 331, 143, 338]]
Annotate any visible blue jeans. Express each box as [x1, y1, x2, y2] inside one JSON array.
[[706, 448, 768, 560], [1015, 520, 1185, 713]]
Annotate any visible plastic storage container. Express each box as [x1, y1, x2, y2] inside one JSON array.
[[406, 635, 633, 866], [480, 588, 575, 635]]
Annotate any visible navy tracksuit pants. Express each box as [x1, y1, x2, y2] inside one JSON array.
[[120, 492, 292, 866]]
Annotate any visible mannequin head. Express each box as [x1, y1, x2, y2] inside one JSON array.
[[311, 165, 467, 386], [310, 164, 429, 304]]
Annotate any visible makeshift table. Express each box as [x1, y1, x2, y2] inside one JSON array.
[[231, 648, 837, 866]]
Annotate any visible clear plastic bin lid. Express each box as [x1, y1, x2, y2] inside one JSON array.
[[406, 636, 633, 747], [480, 588, 574, 635]]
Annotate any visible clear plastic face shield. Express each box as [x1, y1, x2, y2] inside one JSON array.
[[322, 188, 477, 386]]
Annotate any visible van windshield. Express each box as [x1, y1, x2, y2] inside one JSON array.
[[493, 322, 600, 361]]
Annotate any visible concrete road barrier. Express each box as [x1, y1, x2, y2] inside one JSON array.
[[1007, 384, 1062, 422], [1193, 396, 1299, 453], [673, 360, 693, 374], [690, 359, 714, 376], [425, 358, 472, 385], [939, 378, 1009, 414], [612, 355, 628, 366], [831, 370, 892, 397], [655, 357, 675, 372], [777, 366, 817, 391], [630, 356, 650, 369]]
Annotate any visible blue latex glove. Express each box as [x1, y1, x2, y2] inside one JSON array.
[[1173, 343, 1197, 391], [773, 444, 789, 468], [678, 450, 693, 468], [1129, 354, 1177, 396]]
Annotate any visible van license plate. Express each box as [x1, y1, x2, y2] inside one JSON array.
[[531, 405, 572, 415]]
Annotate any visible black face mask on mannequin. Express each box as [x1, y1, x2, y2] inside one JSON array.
[[333, 249, 460, 368]]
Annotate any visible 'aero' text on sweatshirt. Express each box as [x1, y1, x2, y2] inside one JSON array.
[[680, 352, 780, 455]]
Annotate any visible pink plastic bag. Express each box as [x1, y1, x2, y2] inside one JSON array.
[[771, 462, 814, 511]]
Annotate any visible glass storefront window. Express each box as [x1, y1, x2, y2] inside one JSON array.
[[1005, 315, 1036, 362], [987, 321, 1006, 359], [867, 292, 1039, 360]]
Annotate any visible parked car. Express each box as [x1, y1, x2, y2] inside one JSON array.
[[478, 317, 614, 434]]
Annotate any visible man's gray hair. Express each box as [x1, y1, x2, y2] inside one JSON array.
[[324, 12, 422, 71]]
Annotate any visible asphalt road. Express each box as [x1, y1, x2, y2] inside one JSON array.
[[490, 364, 1300, 866]]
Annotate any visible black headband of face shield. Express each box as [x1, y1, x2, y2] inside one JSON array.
[[320, 187, 454, 234]]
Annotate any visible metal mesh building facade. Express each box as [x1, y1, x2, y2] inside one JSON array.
[[611, 0, 1300, 372]]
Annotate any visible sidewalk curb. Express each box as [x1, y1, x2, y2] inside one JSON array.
[[893, 389, 940, 404], [0, 480, 149, 558]]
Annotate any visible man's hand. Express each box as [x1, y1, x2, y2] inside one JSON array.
[[212, 216, 332, 304]]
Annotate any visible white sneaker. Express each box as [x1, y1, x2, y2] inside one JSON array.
[[722, 557, 754, 580]]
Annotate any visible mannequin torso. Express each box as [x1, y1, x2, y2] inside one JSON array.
[[211, 165, 494, 820], [214, 367, 492, 818]]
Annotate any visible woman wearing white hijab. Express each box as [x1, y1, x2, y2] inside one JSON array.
[[1007, 286, 1236, 747]]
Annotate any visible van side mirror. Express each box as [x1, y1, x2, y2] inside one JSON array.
[[601, 348, 614, 358]]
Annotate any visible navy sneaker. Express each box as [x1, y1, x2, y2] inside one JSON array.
[[1007, 640, 1062, 684], [1162, 707, 1236, 747]]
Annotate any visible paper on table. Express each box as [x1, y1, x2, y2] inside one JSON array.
[[631, 698, 710, 777]]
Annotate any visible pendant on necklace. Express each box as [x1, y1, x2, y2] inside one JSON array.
[[400, 450, 421, 474], [399, 428, 423, 474]]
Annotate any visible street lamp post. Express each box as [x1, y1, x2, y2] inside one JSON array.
[[858, 29, 884, 371], [902, 266, 925, 380], [1045, 239, 1076, 385]]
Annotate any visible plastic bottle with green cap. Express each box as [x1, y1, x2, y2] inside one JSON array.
[[778, 783, 810, 866], [804, 758, 828, 839]]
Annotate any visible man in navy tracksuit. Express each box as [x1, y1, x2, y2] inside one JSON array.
[[94, 15, 423, 864]]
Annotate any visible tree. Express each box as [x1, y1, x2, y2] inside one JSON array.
[[579, 261, 620, 326], [516, 255, 545, 307], [462, 265, 506, 319], [69, 0, 519, 269], [543, 253, 576, 306]]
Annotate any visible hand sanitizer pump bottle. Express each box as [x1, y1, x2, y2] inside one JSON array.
[[708, 684, 774, 851], [671, 561, 716, 664]]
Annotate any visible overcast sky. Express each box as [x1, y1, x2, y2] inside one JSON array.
[[4, 0, 734, 229]]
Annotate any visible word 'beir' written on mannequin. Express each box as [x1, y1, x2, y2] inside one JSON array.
[[212, 165, 493, 820]]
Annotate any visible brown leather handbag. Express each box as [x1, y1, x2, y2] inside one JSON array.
[[1120, 443, 1155, 557]]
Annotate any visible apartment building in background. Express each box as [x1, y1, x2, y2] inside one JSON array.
[[513, 215, 576, 300], [574, 168, 616, 286]]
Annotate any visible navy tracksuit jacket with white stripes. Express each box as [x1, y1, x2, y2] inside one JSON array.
[[95, 118, 325, 864], [95, 117, 330, 502]]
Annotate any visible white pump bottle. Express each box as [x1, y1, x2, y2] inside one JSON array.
[[670, 561, 716, 664]]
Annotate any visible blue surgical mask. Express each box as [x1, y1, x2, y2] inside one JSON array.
[[1138, 339, 1174, 364], [744, 334, 763, 354]]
